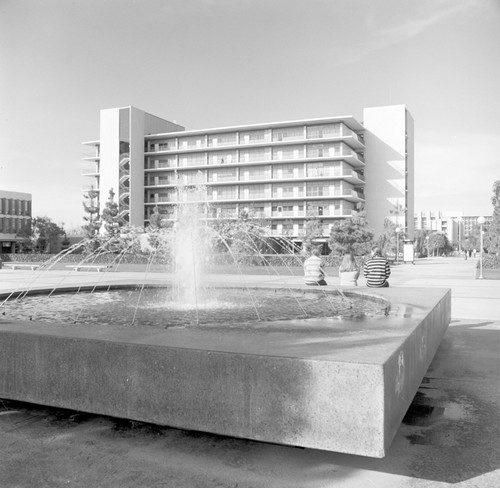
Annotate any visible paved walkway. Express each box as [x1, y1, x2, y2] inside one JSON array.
[[0, 257, 499, 487]]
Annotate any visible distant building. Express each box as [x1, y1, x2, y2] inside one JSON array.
[[0, 190, 32, 253], [414, 211, 492, 247], [460, 215, 492, 237], [82, 104, 414, 245]]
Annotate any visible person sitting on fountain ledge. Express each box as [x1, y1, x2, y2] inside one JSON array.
[[363, 246, 391, 288], [339, 251, 360, 286], [304, 246, 327, 286]]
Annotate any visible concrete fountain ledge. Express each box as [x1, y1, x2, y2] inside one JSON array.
[[0, 285, 450, 458]]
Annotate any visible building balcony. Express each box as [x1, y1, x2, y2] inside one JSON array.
[[82, 168, 100, 177], [143, 172, 366, 190], [204, 192, 364, 205], [144, 153, 365, 173], [144, 136, 365, 157], [82, 154, 100, 161], [342, 151, 364, 167], [341, 189, 365, 202], [82, 185, 100, 193]]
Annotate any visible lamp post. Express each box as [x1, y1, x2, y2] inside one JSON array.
[[425, 235, 430, 258], [395, 227, 401, 263], [477, 216, 485, 279]]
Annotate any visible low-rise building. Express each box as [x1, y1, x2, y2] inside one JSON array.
[[414, 210, 492, 248], [0, 190, 32, 254]]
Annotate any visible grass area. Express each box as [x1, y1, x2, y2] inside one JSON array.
[[477, 268, 500, 280]]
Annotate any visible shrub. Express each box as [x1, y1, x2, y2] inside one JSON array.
[[477, 254, 500, 269]]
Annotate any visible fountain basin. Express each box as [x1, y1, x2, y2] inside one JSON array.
[[0, 284, 450, 458]]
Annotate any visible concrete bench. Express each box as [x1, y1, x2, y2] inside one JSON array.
[[3, 263, 41, 270], [66, 265, 111, 272]]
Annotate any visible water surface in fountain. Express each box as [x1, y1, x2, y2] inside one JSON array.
[[1, 287, 388, 328]]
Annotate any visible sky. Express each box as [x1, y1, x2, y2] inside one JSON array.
[[1, 0, 499, 230]]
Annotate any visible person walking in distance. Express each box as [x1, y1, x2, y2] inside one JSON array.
[[304, 246, 327, 286], [363, 247, 391, 287]]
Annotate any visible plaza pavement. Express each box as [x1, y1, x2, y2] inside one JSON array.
[[0, 256, 498, 487]]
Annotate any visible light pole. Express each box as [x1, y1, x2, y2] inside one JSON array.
[[425, 235, 430, 258], [395, 227, 401, 263], [477, 216, 485, 279]]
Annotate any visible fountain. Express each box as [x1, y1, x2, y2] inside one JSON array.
[[0, 184, 451, 458]]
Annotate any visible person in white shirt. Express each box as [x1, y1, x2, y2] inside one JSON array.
[[303, 247, 327, 286]]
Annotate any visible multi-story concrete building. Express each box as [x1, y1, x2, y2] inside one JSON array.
[[82, 105, 414, 244], [414, 210, 463, 239], [0, 190, 32, 253], [414, 211, 492, 249], [460, 215, 492, 237]]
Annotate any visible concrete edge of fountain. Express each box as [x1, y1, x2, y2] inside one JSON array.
[[0, 284, 451, 458]]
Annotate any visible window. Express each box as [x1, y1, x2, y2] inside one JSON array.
[[178, 136, 204, 149], [209, 168, 236, 182], [240, 148, 268, 163], [240, 129, 267, 144], [306, 123, 341, 139], [209, 133, 237, 147], [272, 126, 303, 142], [306, 182, 329, 197], [247, 184, 267, 199], [273, 145, 303, 160], [306, 143, 339, 158], [242, 165, 270, 181], [179, 153, 206, 167], [211, 186, 237, 200]]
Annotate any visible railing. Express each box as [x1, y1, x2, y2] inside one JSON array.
[[239, 135, 272, 145], [343, 169, 365, 181], [344, 129, 363, 145], [82, 168, 99, 175], [146, 146, 365, 167], [208, 137, 238, 148], [147, 161, 176, 169]]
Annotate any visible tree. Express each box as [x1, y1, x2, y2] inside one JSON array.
[[301, 218, 323, 254], [377, 218, 397, 257], [101, 188, 123, 237], [328, 212, 374, 257], [389, 199, 407, 228], [146, 206, 173, 260], [19, 217, 65, 253], [82, 185, 101, 239], [148, 205, 165, 230], [427, 233, 453, 256], [485, 180, 500, 254], [16, 223, 35, 253], [210, 213, 270, 264], [413, 229, 432, 257]]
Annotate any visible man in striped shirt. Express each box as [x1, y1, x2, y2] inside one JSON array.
[[363, 247, 391, 287]]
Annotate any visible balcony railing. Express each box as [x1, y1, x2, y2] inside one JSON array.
[[146, 132, 365, 157]]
